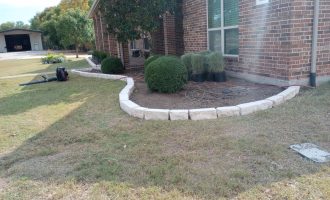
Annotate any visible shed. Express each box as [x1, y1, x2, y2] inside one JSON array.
[[0, 29, 43, 53]]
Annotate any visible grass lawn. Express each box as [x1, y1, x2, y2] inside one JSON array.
[[0, 58, 89, 77], [0, 59, 329, 199]]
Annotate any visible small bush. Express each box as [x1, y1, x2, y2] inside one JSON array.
[[41, 53, 65, 64], [144, 55, 161, 68], [207, 52, 225, 73], [181, 53, 194, 75], [92, 50, 109, 64], [145, 56, 187, 93], [191, 54, 206, 75], [144, 55, 162, 82], [101, 57, 124, 74], [199, 51, 212, 56]]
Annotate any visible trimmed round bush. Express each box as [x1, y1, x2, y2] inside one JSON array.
[[101, 57, 124, 74], [144, 55, 161, 68], [92, 50, 109, 64], [145, 56, 187, 93]]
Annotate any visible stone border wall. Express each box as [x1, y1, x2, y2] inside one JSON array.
[[72, 69, 300, 121]]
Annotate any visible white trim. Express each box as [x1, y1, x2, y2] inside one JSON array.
[[221, 0, 225, 54], [206, 0, 209, 50], [88, 0, 100, 18]]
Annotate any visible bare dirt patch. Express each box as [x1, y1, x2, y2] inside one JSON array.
[[125, 70, 283, 109]]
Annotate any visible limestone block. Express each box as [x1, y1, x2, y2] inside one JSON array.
[[237, 100, 273, 115], [144, 109, 169, 120], [216, 106, 240, 117], [170, 110, 189, 120], [266, 95, 285, 106], [189, 108, 217, 120]]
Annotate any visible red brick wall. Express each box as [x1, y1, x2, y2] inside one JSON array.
[[182, 0, 208, 52], [91, 0, 330, 84], [237, 0, 295, 81], [180, 0, 330, 84], [151, 19, 166, 55]]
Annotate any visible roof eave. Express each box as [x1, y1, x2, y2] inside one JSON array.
[[88, 0, 100, 18], [0, 28, 43, 34]]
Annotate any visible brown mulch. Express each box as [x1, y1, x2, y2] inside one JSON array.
[[89, 69, 283, 109], [126, 70, 283, 109]]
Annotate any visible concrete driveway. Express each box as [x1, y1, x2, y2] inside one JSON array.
[[0, 51, 47, 60]]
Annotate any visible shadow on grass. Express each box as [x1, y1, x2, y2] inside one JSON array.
[[0, 77, 329, 199], [0, 76, 90, 116], [26, 59, 90, 75]]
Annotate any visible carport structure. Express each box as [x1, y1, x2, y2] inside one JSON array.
[[0, 29, 43, 53]]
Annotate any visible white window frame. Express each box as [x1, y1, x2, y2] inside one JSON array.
[[207, 0, 239, 58]]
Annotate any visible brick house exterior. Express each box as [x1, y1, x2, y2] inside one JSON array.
[[90, 0, 330, 86]]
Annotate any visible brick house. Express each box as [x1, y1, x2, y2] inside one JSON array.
[[89, 0, 330, 86]]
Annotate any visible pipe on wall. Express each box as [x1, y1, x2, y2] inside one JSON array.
[[311, 0, 320, 87]]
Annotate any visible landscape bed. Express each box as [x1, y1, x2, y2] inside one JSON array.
[[90, 69, 284, 109]]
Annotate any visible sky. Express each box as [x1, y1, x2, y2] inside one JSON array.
[[0, 0, 61, 24]]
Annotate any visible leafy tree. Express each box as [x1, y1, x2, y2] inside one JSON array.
[[59, 0, 91, 11], [30, 6, 62, 49], [0, 22, 15, 31], [0, 21, 30, 31], [15, 21, 30, 29], [56, 9, 94, 58], [99, 0, 177, 43]]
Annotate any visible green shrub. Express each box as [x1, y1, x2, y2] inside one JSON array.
[[92, 50, 109, 63], [191, 54, 206, 75], [145, 56, 187, 93], [199, 51, 212, 56], [41, 53, 65, 64], [144, 55, 161, 68], [101, 57, 124, 74], [207, 52, 225, 73], [181, 53, 194, 75]]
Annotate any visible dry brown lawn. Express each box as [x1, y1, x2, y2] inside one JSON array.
[[0, 59, 329, 199]]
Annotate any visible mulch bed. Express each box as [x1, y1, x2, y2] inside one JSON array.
[[89, 69, 283, 109], [127, 70, 283, 109]]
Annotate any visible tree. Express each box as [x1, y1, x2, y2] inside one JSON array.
[[59, 0, 91, 11], [56, 9, 94, 58], [0, 22, 15, 31], [0, 21, 30, 31], [30, 6, 62, 49], [15, 21, 30, 29], [99, 0, 177, 43]]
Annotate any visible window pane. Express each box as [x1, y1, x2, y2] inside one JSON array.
[[224, 0, 239, 26], [208, 0, 221, 28], [209, 30, 221, 52], [225, 28, 239, 55]]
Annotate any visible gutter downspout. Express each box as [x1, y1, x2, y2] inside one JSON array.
[[311, 0, 320, 87]]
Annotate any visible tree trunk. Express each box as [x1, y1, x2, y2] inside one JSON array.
[[75, 44, 79, 58]]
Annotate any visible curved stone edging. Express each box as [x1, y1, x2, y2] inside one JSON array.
[[71, 69, 300, 121]]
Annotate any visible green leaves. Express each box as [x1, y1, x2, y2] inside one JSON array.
[[56, 9, 94, 57], [99, 0, 177, 43]]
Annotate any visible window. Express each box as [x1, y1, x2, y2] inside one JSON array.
[[208, 0, 239, 56], [130, 40, 136, 49]]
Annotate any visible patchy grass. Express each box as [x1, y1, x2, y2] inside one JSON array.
[[0, 58, 89, 77], [0, 60, 329, 199]]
